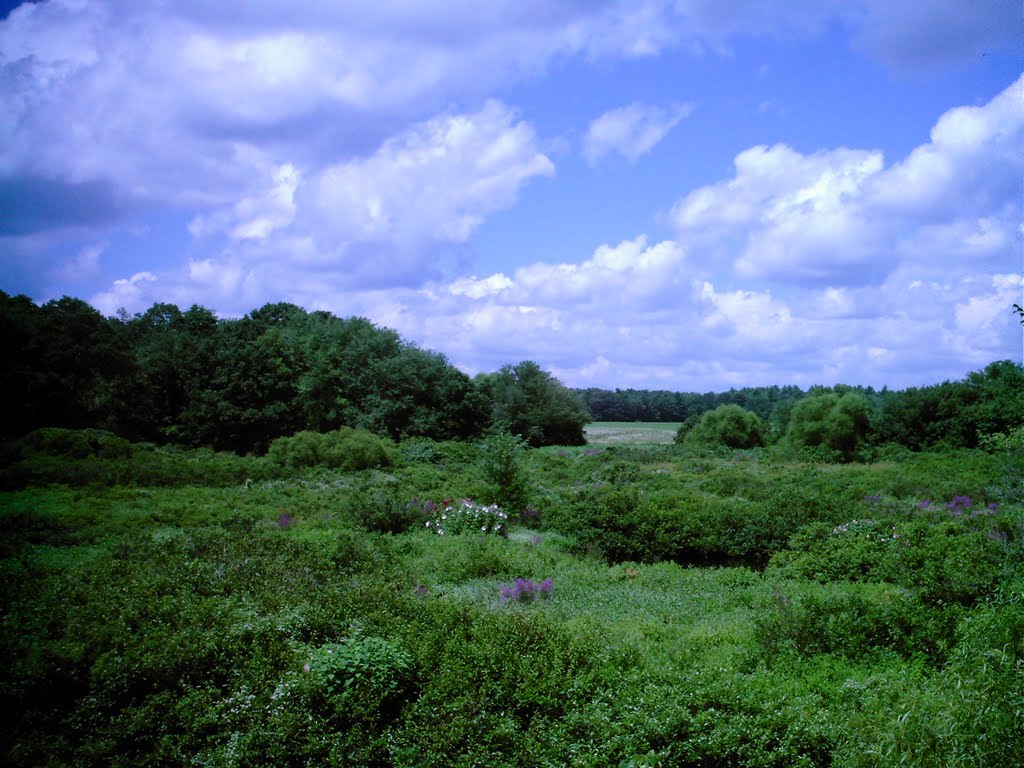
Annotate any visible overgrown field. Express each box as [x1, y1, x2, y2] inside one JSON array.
[[1, 431, 1022, 767], [583, 422, 682, 446]]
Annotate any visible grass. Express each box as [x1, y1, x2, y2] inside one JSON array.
[[584, 421, 681, 445]]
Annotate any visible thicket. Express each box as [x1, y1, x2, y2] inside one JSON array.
[[676, 403, 766, 450], [1, 434, 1021, 767]]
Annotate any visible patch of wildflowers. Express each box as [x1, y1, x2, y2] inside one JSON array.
[[500, 577, 553, 603], [422, 498, 509, 536], [947, 496, 973, 513]]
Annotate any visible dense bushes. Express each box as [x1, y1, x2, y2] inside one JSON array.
[[267, 426, 396, 471], [677, 404, 765, 450], [782, 390, 871, 460], [2, 432, 1022, 766]]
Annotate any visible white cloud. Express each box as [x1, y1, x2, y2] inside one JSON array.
[[583, 102, 693, 164], [309, 100, 553, 248], [189, 163, 300, 241], [670, 74, 1024, 285], [91, 271, 158, 315]]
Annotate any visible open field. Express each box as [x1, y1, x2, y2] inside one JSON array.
[[584, 421, 682, 445], [1, 435, 1022, 767]]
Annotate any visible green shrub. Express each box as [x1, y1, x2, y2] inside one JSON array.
[[267, 427, 396, 471], [304, 635, 415, 723], [21, 427, 134, 459], [755, 582, 943, 662], [769, 499, 1016, 608], [681, 404, 765, 450], [479, 431, 530, 513], [783, 391, 870, 461], [344, 485, 424, 533]]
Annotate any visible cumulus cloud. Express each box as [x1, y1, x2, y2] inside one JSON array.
[[670, 74, 1024, 286], [2, 0, 1017, 239], [583, 102, 694, 164], [309, 100, 553, 247]]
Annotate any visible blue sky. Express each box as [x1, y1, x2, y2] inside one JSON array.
[[1, 1, 1022, 391]]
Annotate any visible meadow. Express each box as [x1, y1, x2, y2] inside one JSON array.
[[582, 422, 681, 446], [0, 426, 1021, 767]]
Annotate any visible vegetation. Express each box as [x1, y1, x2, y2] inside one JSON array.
[[1, 431, 1021, 766], [476, 361, 591, 447], [676, 403, 765, 450], [0, 293, 588, 453], [2, 290, 1023, 765]]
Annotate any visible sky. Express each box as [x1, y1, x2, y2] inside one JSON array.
[[1, 0, 1022, 392]]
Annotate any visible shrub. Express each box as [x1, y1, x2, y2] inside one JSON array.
[[783, 391, 870, 461], [755, 582, 942, 662], [480, 431, 530, 513], [345, 487, 424, 534], [21, 427, 133, 459], [267, 427, 396, 471], [769, 496, 1017, 608], [681, 404, 765, 450], [304, 635, 415, 723], [422, 498, 510, 537]]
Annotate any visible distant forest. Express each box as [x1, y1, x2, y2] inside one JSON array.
[[573, 370, 1024, 450], [3, 291, 1022, 454]]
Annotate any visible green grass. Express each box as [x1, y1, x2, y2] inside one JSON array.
[[584, 421, 681, 445]]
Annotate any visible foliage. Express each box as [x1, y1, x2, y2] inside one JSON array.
[[479, 431, 530, 513], [304, 635, 415, 723], [678, 403, 765, 450], [477, 360, 590, 447], [783, 389, 871, 460], [421, 498, 510, 536], [267, 426, 396, 471], [0, 293, 490, 452], [978, 424, 1024, 452], [768, 494, 1018, 609], [1, 426, 1022, 767]]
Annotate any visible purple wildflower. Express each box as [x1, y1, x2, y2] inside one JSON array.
[[277, 512, 293, 529], [500, 577, 553, 603], [947, 496, 973, 513]]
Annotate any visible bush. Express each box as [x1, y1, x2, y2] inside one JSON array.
[[783, 391, 870, 461], [267, 427, 396, 471], [755, 582, 943, 662], [21, 427, 133, 459], [769, 497, 1017, 607], [480, 431, 530, 513], [421, 498, 510, 537], [680, 404, 765, 450], [345, 486, 424, 534], [304, 635, 415, 724]]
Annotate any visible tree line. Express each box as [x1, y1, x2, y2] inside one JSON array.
[[3, 290, 1020, 455], [0, 292, 588, 453], [577, 360, 1024, 452]]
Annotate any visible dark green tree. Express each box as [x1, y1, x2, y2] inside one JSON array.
[[478, 361, 589, 447], [784, 390, 870, 460]]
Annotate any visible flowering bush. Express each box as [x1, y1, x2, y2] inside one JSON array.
[[500, 577, 553, 603], [422, 498, 509, 536]]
